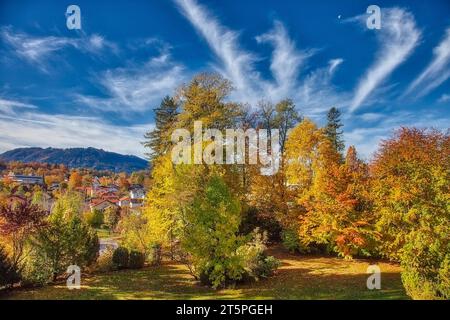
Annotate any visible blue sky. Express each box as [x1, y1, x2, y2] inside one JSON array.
[[0, 0, 449, 159]]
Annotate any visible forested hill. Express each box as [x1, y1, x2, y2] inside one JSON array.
[[0, 147, 148, 173]]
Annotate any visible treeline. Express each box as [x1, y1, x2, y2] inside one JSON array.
[[134, 73, 449, 298], [0, 162, 149, 195]]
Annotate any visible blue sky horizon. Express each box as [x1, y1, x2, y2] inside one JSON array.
[[0, 0, 449, 159]]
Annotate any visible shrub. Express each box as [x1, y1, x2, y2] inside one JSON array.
[[147, 243, 162, 266], [118, 213, 149, 255], [400, 230, 449, 300], [0, 245, 20, 289], [21, 250, 54, 287], [103, 207, 120, 230], [112, 247, 129, 269], [237, 230, 280, 280], [438, 256, 450, 298], [281, 229, 301, 253], [128, 250, 145, 269], [95, 248, 115, 273]]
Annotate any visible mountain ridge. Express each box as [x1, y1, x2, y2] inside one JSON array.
[[0, 147, 148, 173]]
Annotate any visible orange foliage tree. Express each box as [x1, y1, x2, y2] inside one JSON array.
[[371, 128, 449, 299]]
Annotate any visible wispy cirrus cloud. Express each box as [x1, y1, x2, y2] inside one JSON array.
[[0, 27, 117, 72], [0, 98, 37, 115], [174, 0, 347, 114], [75, 50, 187, 113], [404, 27, 450, 99], [0, 97, 151, 157], [256, 20, 313, 101], [296, 58, 349, 117], [174, 0, 260, 102], [438, 93, 450, 103], [350, 8, 421, 112]]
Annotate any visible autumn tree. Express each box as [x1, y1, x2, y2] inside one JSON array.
[[247, 99, 301, 240], [0, 199, 48, 272], [142, 153, 179, 257], [130, 171, 146, 185], [371, 128, 449, 299], [285, 118, 339, 251], [176, 73, 243, 130], [284, 119, 376, 258], [68, 171, 82, 190], [315, 146, 376, 258], [119, 215, 145, 254], [274, 99, 302, 153], [117, 173, 130, 191]]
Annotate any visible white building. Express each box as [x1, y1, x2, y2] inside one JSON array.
[[130, 188, 145, 200], [5, 172, 44, 185]]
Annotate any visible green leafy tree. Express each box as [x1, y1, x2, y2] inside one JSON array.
[[119, 213, 151, 255], [28, 194, 99, 282], [273, 99, 302, 153], [182, 175, 244, 288]]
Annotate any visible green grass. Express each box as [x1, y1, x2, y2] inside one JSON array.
[[95, 228, 120, 240], [0, 246, 408, 300]]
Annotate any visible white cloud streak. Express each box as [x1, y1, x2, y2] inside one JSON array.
[[1, 27, 116, 72], [174, 0, 261, 104], [405, 27, 450, 98], [75, 51, 187, 113], [256, 21, 312, 99], [0, 98, 37, 115], [174, 0, 347, 114], [438, 93, 450, 103], [296, 59, 349, 117], [350, 8, 421, 112]]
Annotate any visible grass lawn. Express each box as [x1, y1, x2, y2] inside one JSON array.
[[95, 228, 121, 240], [0, 246, 408, 300]]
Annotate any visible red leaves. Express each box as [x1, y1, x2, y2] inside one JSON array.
[[0, 199, 48, 236]]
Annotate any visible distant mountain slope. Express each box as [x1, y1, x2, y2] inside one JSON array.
[[0, 147, 148, 173]]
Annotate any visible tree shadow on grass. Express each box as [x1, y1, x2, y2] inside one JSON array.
[[1, 248, 409, 300]]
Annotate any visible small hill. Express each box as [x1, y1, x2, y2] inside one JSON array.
[[0, 147, 148, 173]]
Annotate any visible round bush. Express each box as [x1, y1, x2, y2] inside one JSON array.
[[147, 244, 162, 266], [21, 251, 54, 287], [95, 248, 115, 273], [128, 250, 145, 269], [112, 247, 129, 269], [0, 246, 20, 288], [281, 229, 301, 253]]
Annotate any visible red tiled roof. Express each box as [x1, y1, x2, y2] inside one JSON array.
[[89, 199, 118, 208]]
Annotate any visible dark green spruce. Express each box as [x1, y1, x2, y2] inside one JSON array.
[[325, 107, 345, 156], [143, 96, 179, 162]]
